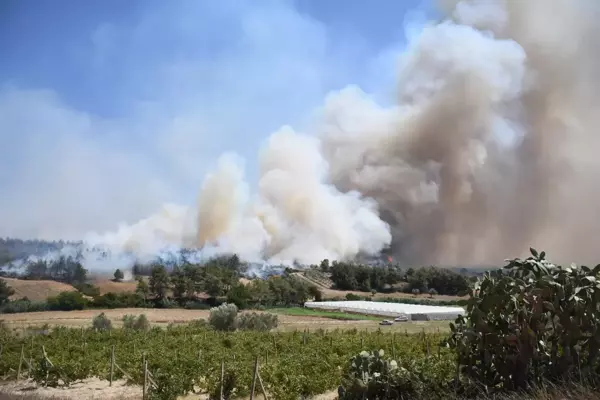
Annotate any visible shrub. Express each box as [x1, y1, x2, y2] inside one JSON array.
[[345, 293, 363, 301], [340, 350, 433, 399], [209, 303, 238, 331], [154, 298, 178, 309], [113, 268, 124, 282], [134, 314, 150, 331], [47, 291, 88, 311], [235, 312, 278, 331], [74, 283, 100, 297], [183, 301, 210, 310], [0, 279, 15, 305], [0, 299, 48, 313], [92, 312, 112, 331], [449, 248, 600, 392], [123, 314, 150, 331], [91, 292, 144, 309]]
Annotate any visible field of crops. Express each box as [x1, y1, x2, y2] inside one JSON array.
[[0, 324, 454, 400]]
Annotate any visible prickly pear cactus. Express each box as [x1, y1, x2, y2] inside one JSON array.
[[340, 349, 423, 399], [449, 248, 600, 391]]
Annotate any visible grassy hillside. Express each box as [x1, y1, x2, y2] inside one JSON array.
[[3, 277, 77, 302]]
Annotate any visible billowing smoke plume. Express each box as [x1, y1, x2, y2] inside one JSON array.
[[10, 0, 600, 271]]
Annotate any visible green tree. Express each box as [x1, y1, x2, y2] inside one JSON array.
[[308, 285, 323, 302], [71, 263, 88, 285], [319, 259, 330, 272], [47, 292, 87, 311], [113, 268, 124, 282], [248, 280, 273, 306], [226, 283, 252, 309], [149, 265, 170, 301], [171, 267, 190, 302], [0, 279, 14, 305], [135, 277, 150, 302], [203, 273, 225, 297]]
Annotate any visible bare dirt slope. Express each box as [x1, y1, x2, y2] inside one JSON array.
[[3, 278, 77, 302]]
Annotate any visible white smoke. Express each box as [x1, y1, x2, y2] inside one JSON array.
[[82, 125, 393, 268]]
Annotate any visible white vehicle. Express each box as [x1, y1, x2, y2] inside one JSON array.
[[394, 315, 409, 322], [379, 319, 394, 326]]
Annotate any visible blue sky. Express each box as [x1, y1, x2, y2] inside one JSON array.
[[0, 0, 436, 239]]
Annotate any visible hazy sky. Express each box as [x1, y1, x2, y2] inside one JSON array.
[[0, 0, 436, 239]]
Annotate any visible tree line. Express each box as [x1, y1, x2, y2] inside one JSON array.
[[137, 255, 322, 309], [0, 254, 322, 313], [323, 259, 471, 296]]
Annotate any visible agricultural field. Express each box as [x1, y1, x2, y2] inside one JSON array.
[[0, 250, 598, 400], [0, 308, 449, 334], [0, 322, 452, 400]]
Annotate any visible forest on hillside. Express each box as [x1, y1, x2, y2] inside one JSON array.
[[0, 238, 75, 265]]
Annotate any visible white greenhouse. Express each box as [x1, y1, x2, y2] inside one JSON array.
[[304, 300, 465, 321]]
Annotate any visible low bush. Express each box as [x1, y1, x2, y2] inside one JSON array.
[[339, 349, 453, 400], [92, 312, 112, 331], [153, 298, 179, 309], [47, 291, 88, 311], [183, 301, 211, 310], [122, 314, 150, 331], [0, 298, 48, 313], [91, 292, 144, 309], [73, 283, 100, 297], [236, 312, 278, 331], [345, 293, 363, 301], [209, 303, 238, 331]]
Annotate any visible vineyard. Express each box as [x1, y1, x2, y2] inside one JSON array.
[[0, 324, 453, 400]]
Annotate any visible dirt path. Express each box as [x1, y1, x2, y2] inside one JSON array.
[[0, 379, 338, 400], [0, 378, 140, 399]]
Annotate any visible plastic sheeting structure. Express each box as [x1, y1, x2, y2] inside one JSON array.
[[303, 300, 465, 321]]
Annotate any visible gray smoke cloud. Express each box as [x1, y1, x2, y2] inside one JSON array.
[[10, 0, 600, 271], [326, 0, 600, 266]]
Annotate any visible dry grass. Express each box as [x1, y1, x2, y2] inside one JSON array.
[[4, 278, 77, 302], [91, 280, 138, 295]]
